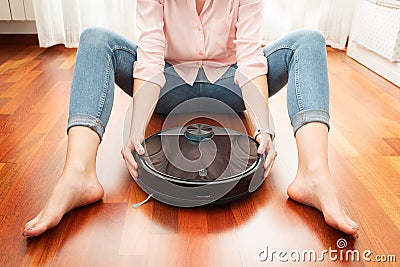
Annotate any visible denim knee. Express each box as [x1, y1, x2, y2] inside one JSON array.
[[80, 27, 111, 43], [292, 29, 326, 50], [78, 27, 115, 52]]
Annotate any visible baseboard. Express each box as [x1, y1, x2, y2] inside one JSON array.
[[0, 34, 39, 46], [0, 21, 37, 34], [347, 40, 400, 88]]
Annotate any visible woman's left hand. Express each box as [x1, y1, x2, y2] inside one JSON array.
[[256, 133, 278, 179]]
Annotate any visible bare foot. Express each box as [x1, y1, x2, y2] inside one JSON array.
[[23, 167, 104, 237], [287, 169, 359, 238]]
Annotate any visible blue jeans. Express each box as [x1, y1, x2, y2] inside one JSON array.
[[68, 27, 330, 141]]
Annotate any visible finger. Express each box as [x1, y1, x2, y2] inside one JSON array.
[[263, 149, 276, 178], [133, 140, 145, 155], [130, 168, 138, 179], [121, 148, 125, 160], [257, 138, 266, 154], [126, 162, 138, 179], [265, 154, 277, 178], [264, 162, 273, 179], [124, 146, 138, 169], [263, 147, 275, 169], [123, 151, 138, 178]]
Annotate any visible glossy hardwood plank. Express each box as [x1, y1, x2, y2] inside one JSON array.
[[384, 138, 400, 155]]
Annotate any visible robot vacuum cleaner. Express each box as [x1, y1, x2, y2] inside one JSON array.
[[132, 123, 266, 207]]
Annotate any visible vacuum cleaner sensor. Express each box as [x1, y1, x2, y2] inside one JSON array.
[[133, 123, 265, 207]]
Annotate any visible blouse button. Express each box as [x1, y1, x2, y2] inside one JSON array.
[[198, 51, 204, 56]]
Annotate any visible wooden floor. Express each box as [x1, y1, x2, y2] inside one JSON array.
[[0, 42, 399, 267]]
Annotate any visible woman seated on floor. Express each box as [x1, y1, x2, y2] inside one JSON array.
[[23, 0, 359, 238]]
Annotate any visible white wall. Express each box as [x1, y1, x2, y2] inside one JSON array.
[[0, 0, 37, 34]]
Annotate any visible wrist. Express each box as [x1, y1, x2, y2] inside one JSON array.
[[253, 128, 275, 141]]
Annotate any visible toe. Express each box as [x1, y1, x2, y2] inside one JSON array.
[[24, 216, 40, 231], [323, 210, 359, 236], [24, 220, 35, 231], [337, 220, 358, 236], [23, 223, 48, 237], [347, 218, 359, 230], [327, 215, 359, 236]]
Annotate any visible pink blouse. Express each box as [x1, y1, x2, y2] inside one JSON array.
[[133, 0, 269, 88]]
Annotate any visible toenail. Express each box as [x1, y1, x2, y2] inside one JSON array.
[[349, 223, 358, 230]]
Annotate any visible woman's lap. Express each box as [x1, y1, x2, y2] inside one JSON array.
[[68, 27, 330, 140]]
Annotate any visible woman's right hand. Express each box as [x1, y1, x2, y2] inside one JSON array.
[[256, 133, 278, 179], [121, 132, 146, 179]]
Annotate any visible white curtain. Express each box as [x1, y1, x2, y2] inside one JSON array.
[[262, 0, 357, 49], [33, 0, 356, 50], [33, 0, 138, 48]]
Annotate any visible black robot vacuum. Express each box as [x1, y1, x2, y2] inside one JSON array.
[[132, 123, 266, 207]]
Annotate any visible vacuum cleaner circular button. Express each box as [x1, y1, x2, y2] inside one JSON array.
[[184, 123, 214, 142]]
